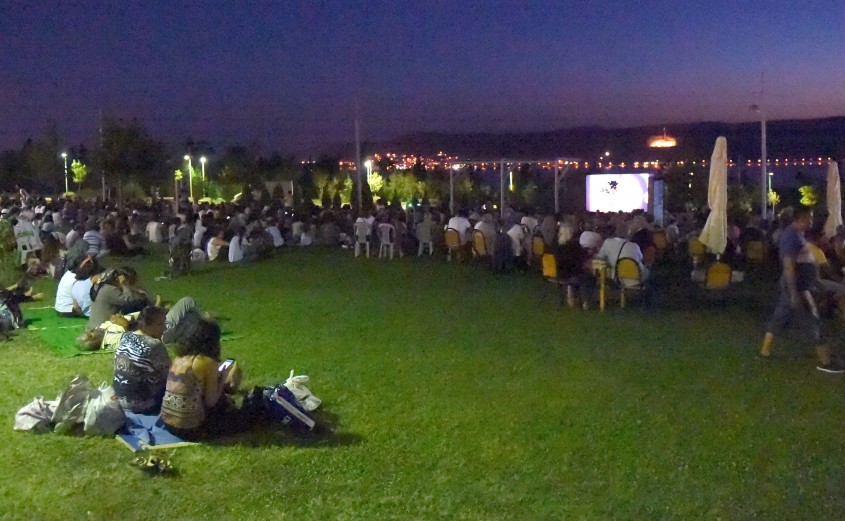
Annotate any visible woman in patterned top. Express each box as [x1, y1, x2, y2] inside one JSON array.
[[160, 319, 241, 437], [112, 306, 170, 413]]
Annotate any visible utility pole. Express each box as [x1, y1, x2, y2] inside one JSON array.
[[99, 109, 106, 201], [355, 113, 362, 213]]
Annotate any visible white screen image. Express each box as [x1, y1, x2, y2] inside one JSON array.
[[586, 173, 651, 212]]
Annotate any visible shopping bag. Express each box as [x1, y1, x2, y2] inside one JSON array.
[[283, 370, 321, 412], [83, 383, 126, 436], [52, 375, 97, 434]]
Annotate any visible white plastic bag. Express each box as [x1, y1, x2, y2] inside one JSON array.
[[83, 383, 126, 436], [284, 370, 321, 411], [52, 375, 97, 434], [14, 397, 57, 432]]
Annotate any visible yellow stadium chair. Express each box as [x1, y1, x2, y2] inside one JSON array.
[[703, 261, 732, 290], [542, 252, 558, 280], [615, 257, 646, 308], [541, 253, 568, 306], [688, 237, 706, 267], [444, 228, 462, 262], [532, 236, 545, 257], [745, 240, 766, 264], [471, 229, 489, 259]]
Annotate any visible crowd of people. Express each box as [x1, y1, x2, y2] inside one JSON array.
[[2, 187, 844, 440]]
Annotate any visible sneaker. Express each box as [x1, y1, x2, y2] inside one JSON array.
[[816, 362, 845, 374]]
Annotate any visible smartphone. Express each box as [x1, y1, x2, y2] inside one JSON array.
[[218, 359, 235, 373]]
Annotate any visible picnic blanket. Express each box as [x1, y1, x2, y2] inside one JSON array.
[[23, 305, 241, 357], [23, 305, 94, 357], [116, 412, 196, 452]]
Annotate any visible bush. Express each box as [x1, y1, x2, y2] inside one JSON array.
[[0, 220, 20, 284]]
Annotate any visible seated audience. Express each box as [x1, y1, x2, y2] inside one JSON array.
[[160, 318, 242, 438], [597, 231, 648, 282], [87, 267, 153, 330], [206, 229, 229, 261], [555, 224, 595, 309], [113, 306, 170, 414]]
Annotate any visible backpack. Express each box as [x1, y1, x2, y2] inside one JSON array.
[[241, 385, 315, 431], [0, 290, 26, 333]]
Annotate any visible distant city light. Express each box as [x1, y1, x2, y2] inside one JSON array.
[[648, 128, 677, 148]]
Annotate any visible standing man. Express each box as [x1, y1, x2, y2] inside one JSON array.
[[759, 205, 843, 373]]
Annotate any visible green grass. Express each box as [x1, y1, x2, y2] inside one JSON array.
[[2, 250, 844, 520]]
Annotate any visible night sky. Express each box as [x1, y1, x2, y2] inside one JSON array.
[[2, 0, 843, 154]]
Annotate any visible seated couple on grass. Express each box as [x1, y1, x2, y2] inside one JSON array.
[[55, 261, 156, 323], [110, 302, 243, 439], [77, 296, 193, 352]]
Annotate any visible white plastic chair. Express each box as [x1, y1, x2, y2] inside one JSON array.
[[13, 220, 43, 265], [378, 223, 397, 260], [416, 221, 433, 257], [354, 220, 370, 258]]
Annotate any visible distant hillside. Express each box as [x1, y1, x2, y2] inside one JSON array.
[[374, 117, 845, 162]]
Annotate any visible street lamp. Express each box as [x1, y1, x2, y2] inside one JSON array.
[[184, 155, 193, 202], [363, 160, 373, 210], [750, 105, 767, 220], [200, 156, 207, 198], [61, 152, 68, 194], [450, 164, 460, 214]]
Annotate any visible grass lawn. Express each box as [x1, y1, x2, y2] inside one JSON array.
[[2, 249, 844, 520]]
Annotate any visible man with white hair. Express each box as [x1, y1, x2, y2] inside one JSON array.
[[446, 209, 472, 245], [578, 227, 603, 253], [473, 213, 497, 254]]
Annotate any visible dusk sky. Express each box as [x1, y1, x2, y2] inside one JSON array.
[[2, 0, 844, 154]]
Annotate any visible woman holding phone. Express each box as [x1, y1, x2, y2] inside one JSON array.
[[160, 318, 242, 438]]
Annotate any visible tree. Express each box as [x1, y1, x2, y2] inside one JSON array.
[[0, 150, 26, 191], [98, 118, 167, 196], [21, 123, 62, 193], [71, 160, 88, 190], [321, 184, 332, 209], [799, 185, 818, 207], [298, 164, 318, 206], [219, 145, 258, 187]]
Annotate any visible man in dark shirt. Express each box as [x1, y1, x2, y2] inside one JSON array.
[[760, 206, 843, 373]]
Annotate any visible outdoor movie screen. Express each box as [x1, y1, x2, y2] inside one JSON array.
[[585, 173, 651, 213]]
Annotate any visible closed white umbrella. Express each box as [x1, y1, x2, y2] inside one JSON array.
[[823, 161, 842, 239], [698, 136, 728, 255]]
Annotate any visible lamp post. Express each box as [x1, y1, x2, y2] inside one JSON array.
[[363, 159, 372, 211], [647, 131, 677, 227], [450, 164, 459, 214], [184, 155, 193, 202], [750, 105, 767, 220], [200, 156, 207, 198], [61, 152, 68, 194]]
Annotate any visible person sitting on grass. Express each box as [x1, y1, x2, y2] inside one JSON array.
[[56, 257, 101, 318], [113, 306, 170, 414], [77, 312, 139, 352], [79, 296, 201, 351], [160, 318, 242, 439], [228, 226, 246, 263], [206, 228, 229, 262], [55, 263, 84, 318], [68, 259, 104, 318], [87, 267, 156, 330], [83, 219, 108, 258]]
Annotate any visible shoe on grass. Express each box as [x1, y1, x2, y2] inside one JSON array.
[[816, 362, 845, 374]]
